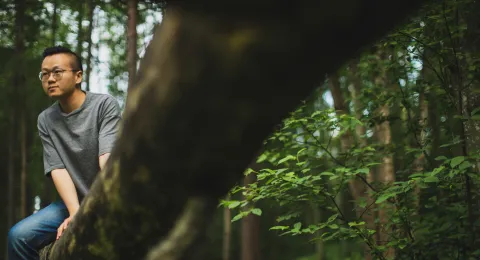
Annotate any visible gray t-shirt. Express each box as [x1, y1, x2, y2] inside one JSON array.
[[37, 91, 121, 199]]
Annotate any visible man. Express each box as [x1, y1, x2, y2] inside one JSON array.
[[7, 46, 122, 260]]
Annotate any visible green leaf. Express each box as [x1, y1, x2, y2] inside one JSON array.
[[301, 168, 311, 173], [256, 153, 268, 163], [329, 175, 339, 180], [296, 148, 307, 159], [328, 224, 339, 229], [327, 214, 339, 223], [251, 208, 262, 216], [471, 107, 480, 116], [269, 226, 289, 231], [435, 156, 448, 161], [278, 155, 296, 164], [376, 193, 395, 204], [366, 162, 381, 167], [431, 166, 445, 175], [292, 222, 302, 231], [348, 221, 366, 227], [228, 201, 241, 209], [320, 171, 335, 176], [231, 212, 246, 222], [450, 156, 465, 168], [459, 161, 472, 171], [357, 168, 370, 175], [424, 176, 439, 183]]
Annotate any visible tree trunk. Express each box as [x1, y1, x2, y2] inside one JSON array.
[[38, 1, 430, 259], [85, 0, 95, 91], [373, 50, 395, 258], [349, 61, 368, 147], [51, 0, 57, 45], [20, 110, 27, 218], [328, 74, 353, 150], [311, 204, 323, 260], [7, 110, 16, 228], [76, 2, 84, 60], [348, 61, 376, 260], [330, 71, 375, 259], [127, 0, 138, 91], [14, 0, 26, 219], [222, 195, 231, 260], [241, 173, 261, 260], [41, 0, 59, 209]]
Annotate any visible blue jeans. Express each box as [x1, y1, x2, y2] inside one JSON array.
[[8, 201, 69, 260]]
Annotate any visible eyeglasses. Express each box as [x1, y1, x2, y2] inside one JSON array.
[[38, 69, 79, 82]]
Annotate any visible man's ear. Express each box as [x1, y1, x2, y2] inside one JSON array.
[[75, 71, 83, 85]]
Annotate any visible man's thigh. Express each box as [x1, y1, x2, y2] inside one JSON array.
[[11, 201, 69, 249]]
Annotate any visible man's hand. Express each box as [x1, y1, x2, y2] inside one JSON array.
[[57, 214, 75, 240]]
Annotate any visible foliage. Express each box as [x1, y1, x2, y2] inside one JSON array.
[[223, 0, 480, 259]]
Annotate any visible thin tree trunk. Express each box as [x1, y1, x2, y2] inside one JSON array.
[[14, 0, 27, 219], [329, 74, 353, 150], [241, 173, 261, 260], [330, 71, 375, 259], [311, 204, 323, 260], [41, 0, 59, 209], [348, 61, 376, 260], [127, 0, 138, 91], [51, 0, 57, 45], [411, 65, 430, 211], [20, 110, 27, 218], [373, 50, 395, 258], [76, 2, 84, 59], [7, 110, 16, 228], [349, 61, 368, 147], [85, 0, 95, 91], [222, 195, 231, 260]]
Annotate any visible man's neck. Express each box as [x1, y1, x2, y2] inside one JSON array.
[[58, 89, 86, 114]]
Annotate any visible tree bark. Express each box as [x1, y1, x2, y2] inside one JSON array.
[[311, 204, 323, 260], [127, 0, 138, 91], [39, 1, 430, 259], [222, 195, 231, 260], [349, 61, 368, 147], [40, 0, 59, 209], [373, 50, 395, 259], [20, 110, 27, 218], [14, 0, 27, 219], [85, 0, 95, 91], [76, 2, 84, 61], [7, 110, 16, 228], [241, 173, 261, 260], [51, 0, 57, 45], [348, 61, 376, 260], [328, 74, 353, 150]]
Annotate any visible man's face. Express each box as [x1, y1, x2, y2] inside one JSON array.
[[40, 53, 82, 99]]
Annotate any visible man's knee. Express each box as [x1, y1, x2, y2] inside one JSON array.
[[8, 223, 29, 246]]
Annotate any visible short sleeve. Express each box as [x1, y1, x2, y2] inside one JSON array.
[[98, 96, 121, 156], [38, 113, 65, 176]]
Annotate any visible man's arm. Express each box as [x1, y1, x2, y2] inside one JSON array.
[[99, 153, 111, 170], [51, 168, 80, 240], [51, 169, 80, 239], [51, 169, 80, 216], [98, 96, 121, 168]]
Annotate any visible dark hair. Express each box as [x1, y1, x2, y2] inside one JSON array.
[[42, 46, 83, 72]]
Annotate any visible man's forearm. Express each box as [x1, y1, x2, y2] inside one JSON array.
[[99, 153, 111, 170], [51, 169, 80, 216]]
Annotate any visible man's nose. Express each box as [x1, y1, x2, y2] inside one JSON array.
[[47, 73, 56, 83]]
